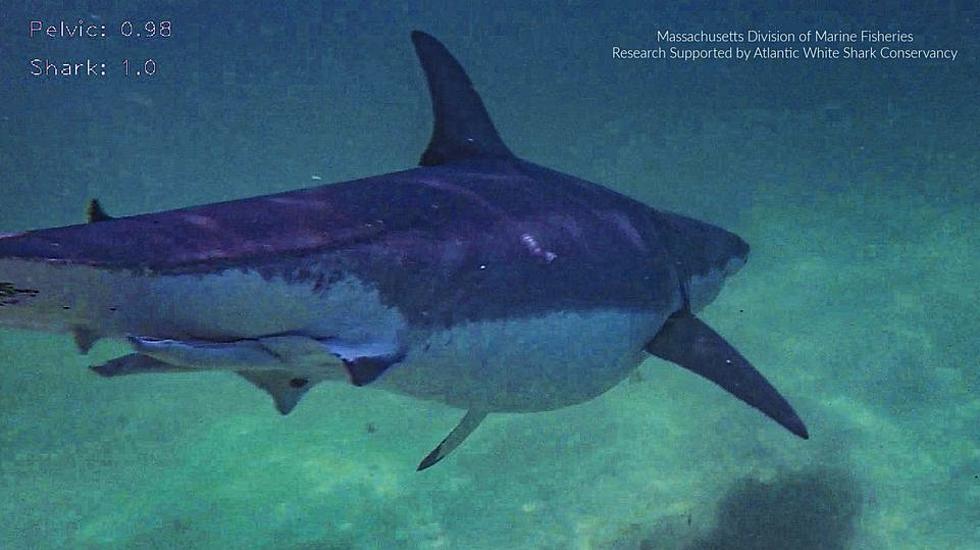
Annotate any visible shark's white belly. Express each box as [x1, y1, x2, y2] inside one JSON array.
[[1, 260, 669, 412], [382, 309, 667, 412]]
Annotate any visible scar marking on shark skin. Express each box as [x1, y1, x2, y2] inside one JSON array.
[[418, 177, 507, 216], [598, 210, 646, 252], [520, 233, 557, 263], [0, 283, 40, 306], [182, 214, 221, 231]]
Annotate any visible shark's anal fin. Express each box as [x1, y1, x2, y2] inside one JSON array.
[[646, 311, 809, 439], [236, 370, 322, 415], [411, 31, 514, 166], [86, 199, 114, 223], [90, 354, 196, 377], [418, 409, 488, 471]]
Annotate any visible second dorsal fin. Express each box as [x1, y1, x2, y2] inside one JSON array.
[[411, 31, 514, 166]]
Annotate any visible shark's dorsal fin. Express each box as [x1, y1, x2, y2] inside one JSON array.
[[411, 31, 514, 166], [417, 409, 487, 471], [86, 199, 114, 223]]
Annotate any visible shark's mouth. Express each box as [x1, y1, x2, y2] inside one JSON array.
[[723, 255, 747, 276]]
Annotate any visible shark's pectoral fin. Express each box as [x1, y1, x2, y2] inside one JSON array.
[[418, 409, 488, 471], [236, 370, 324, 415], [646, 311, 809, 439], [90, 354, 196, 377]]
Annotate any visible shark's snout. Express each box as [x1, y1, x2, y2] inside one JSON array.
[[724, 235, 750, 276]]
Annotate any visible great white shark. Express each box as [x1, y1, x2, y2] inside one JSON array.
[[0, 31, 808, 470]]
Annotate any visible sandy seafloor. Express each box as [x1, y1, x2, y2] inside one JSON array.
[[0, 2, 977, 549]]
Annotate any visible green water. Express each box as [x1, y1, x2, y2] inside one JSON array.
[[1, 2, 977, 548]]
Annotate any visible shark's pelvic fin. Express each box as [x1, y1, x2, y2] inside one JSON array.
[[341, 356, 394, 386], [411, 31, 514, 166], [86, 199, 114, 223], [417, 409, 488, 471], [72, 327, 99, 354], [317, 338, 405, 386], [646, 311, 809, 439], [236, 370, 322, 415], [90, 353, 196, 377]]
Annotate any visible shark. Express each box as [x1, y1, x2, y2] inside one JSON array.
[[0, 31, 808, 470]]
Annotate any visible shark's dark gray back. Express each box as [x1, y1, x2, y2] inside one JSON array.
[[0, 31, 746, 327]]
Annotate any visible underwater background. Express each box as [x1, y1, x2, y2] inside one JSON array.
[[0, 1, 977, 548]]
